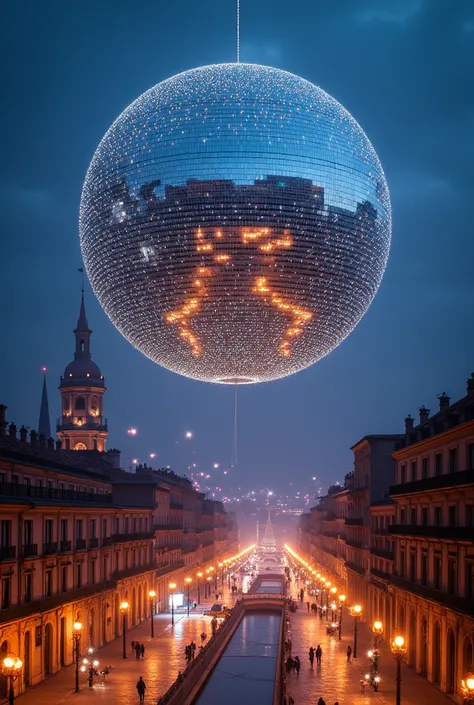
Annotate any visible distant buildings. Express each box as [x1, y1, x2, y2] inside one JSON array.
[[298, 374, 474, 703], [0, 295, 238, 699]]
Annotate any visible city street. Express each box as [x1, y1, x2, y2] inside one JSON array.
[[286, 581, 453, 705], [13, 582, 238, 705]]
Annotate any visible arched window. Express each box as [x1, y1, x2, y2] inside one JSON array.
[[90, 396, 99, 414], [75, 396, 86, 410], [74, 442, 87, 451]]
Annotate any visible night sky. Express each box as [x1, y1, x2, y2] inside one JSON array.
[[1, 0, 473, 497]]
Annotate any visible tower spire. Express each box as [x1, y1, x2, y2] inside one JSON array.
[[38, 372, 51, 438]]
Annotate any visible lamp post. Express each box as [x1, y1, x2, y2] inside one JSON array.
[[148, 590, 156, 638], [169, 582, 177, 626], [218, 562, 224, 585], [185, 577, 192, 616], [2, 654, 23, 705], [325, 581, 331, 608], [330, 601, 337, 622], [206, 576, 212, 598], [391, 635, 406, 705], [338, 594, 346, 640], [72, 620, 83, 692], [350, 604, 362, 658], [197, 571, 203, 604], [461, 673, 474, 704], [120, 601, 129, 659], [370, 620, 383, 691]]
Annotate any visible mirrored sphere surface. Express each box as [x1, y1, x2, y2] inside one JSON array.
[[80, 63, 391, 384]]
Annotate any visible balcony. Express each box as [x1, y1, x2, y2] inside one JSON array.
[[390, 468, 474, 497], [389, 574, 474, 617], [155, 560, 185, 578], [0, 481, 112, 505], [102, 536, 113, 547], [43, 542, 58, 555], [21, 544, 38, 558], [202, 539, 214, 547], [345, 518, 364, 526], [0, 546, 16, 561], [346, 539, 365, 550], [57, 415, 108, 432], [59, 540, 72, 552], [389, 524, 474, 542], [345, 560, 366, 576], [170, 502, 184, 510], [349, 485, 369, 495], [113, 562, 157, 581], [370, 547, 394, 561], [153, 523, 182, 531], [76, 539, 87, 550], [370, 567, 391, 581], [88, 537, 99, 549], [112, 531, 155, 543]]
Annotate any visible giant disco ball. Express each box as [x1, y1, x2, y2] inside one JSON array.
[[80, 63, 391, 384]]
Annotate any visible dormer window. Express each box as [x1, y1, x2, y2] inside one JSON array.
[[80, 340, 85, 352], [75, 396, 86, 410]]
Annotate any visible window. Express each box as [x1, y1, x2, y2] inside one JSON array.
[[422, 457, 429, 479], [44, 519, 53, 544], [76, 563, 82, 588], [467, 505, 474, 528], [60, 519, 67, 541], [76, 519, 83, 539], [1, 520, 11, 547], [399, 547, 405, 578], [75, 396, 86, 410], [447, 559, 457, 595], [1, 578, 11, 609], [12, 474, 19, 485], [449, 448, 458, 473], [435, 453, 443, 476], [24, 572, 32, 602], [422, 507, 428, 526], [115, 518, 119, 534], [468, 443, 474, 470], [421, 553, 428, 585], [61, 566, 68, 593], [466, 564, 474, 601], [133, 517, 137, 532], [434, 554, 442, 589], [102, 519, 107, 537], [400, 509, 406, 525], [434, 507, 442, 526], [37, 479, 43, 488], [45, 569, 52, 598], [124, 518, 129, 534], [24, 520, 33, 545], [410, 461, 417, 482], [448, 506, 457, 527], [89, 519, 96, 539], [410, 551, 416, 582], [400, 465, 407, 484], [115, 552, 119, 571], [91, 560, 96, 584], [102, 556, 107, 580], [410, 508, 417, 525]]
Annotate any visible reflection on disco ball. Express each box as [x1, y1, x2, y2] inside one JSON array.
[[80, 63, 391, 384]]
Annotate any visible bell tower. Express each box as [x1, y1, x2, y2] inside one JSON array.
[[57, 294, 108, 451]]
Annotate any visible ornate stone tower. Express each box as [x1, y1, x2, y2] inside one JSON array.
[[57, 294, 108, 451]]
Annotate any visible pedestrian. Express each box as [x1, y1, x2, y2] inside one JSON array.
[[140, 643, 145, 658], [294, 656, 300, 675], [317, 698, 326, 705], [346, 645, 352, 663], [306, 601, 310, 612], [201, 632, 207, 643], [215, 593, 219, 601], [191, 641, 196, 659], [135, 643, 141, 660], [315, 645, 322, 665], [288, 638, 292, 654], [286, 656, 294, 673], [289, 697, 295, 705], [308, 646, 314, 667], [131, 640, 136, 653], [136, 676, 146, 703]]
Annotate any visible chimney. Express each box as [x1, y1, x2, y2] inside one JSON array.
[[419, 406, 430, 424], [38, 433, 46, 448], [107, 449, 121, 469], [30, 430, 38, 446], [19, 426, 28, 442], [8, 423, 17, 440], [467, 374, 474, 397], [437, 392, 450, 411], [0, 405, 7, 438], [47, 437, 55, 450], [55, 439, 62, 450], [404, 415, 414, 433]]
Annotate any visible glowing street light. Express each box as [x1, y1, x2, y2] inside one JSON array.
[[2, 654, 23, 705], [350, 605, 362, 658], [338, 594, 346, 640], [72, 621, 83, 692], [169, 582, 177, 625], [148, 589, 156, 637], [461, 673, 474, 703], [391, 635, 406, 705], [184, 577, 192, 616], [120, 601, 129, 659], [196, 571, 203, 604]]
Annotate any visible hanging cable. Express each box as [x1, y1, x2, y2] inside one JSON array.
[[236, 0, 240, 63], [231, 383, 238, 467]]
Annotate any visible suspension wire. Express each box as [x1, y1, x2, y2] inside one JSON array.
[[236, 0, 240, 63], [231, 383, 238, 467]]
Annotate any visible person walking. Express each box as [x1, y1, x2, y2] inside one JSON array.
[[140, 643, 145, 658], [308, 646, 315, 667], [346, 645, 352, 663], [136, 676, 146, 703], [131, 640, 136, 653], [317, 698, 326, 705], [135, 643, 141, 660], [306, 601, 310, 612], [294, 656, 300, 675], [315, 645, 322, 665]]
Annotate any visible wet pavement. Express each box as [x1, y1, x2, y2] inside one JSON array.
[[286, 580, 453, 705], [14, 581, 240, 705]]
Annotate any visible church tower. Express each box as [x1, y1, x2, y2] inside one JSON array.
[[57, 294, 107, 451]]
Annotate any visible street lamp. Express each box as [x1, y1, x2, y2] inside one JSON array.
[[120, 601, 129, 659], [72, 621, 83, 692], [391, 635, 406, 705], [2, 654, 23, 705], [350, 605, 362, 658], [197, 571, 203, 604], [206, 575, 212, 599], [330, 601, 337, 622], [218, 562, 224, 584], [461, 674, 474, 704], [169, 582, 177, 626], [148, 590, 156, 638], [338, 594, 346, 640], [185, 577, 192, 617]]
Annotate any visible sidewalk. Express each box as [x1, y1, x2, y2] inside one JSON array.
[[14, 580, 238, 705], [286, 580, 453, 705]]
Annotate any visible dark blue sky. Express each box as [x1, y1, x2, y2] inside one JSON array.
[[1, 0, 473, 495]]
